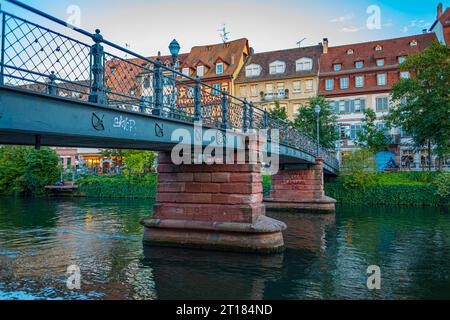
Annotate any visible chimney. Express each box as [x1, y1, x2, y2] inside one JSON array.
[[422, 29, 428, 34], [438, 3, 443, 19], [250, 47, 255, 56], [323, 38, 329, 54]]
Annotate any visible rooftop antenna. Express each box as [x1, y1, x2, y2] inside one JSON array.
[[218, 24, 230, 43], [296, 38, 306, 47]]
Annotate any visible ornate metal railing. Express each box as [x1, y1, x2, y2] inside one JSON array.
[[0, 0, 339, 172]]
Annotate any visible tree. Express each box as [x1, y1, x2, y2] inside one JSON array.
[[268, 100, 288, 121], [100, 149, 125, 160], [293, 96, 339, 149], [0, 146, 32, 194], [122, 150, 156, 176], [356, 108, 391, 152], [388, 41, 450, 165], [24, 148, 61, 196]]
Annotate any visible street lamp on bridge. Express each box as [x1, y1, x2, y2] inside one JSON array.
[[168, 39, 181, 111], [314, 104, 321, 156]]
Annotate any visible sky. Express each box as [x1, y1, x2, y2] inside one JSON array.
[[1, 0, 448, 56]]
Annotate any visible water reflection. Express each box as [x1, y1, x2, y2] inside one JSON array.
[[0, 198, 449, 300]]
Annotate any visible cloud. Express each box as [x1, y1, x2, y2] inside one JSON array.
[[340, 26, 363, 33], [400, 26, 409, 33], [330, 14, 354, 23]]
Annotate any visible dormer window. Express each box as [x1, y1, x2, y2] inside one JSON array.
[[110, 66, 117, 74], [355, 61, 363, 69], [182, 67, 190, 76], [375, 45, 383, 51], [197, 65, 204, 77], [269, 61, 285, 74], [347, 49, 354, 55], [216, 62, 224, 75], [376, 59, 385, 67], [333, 63, 342, 71], [245, 64, 261, 77], [410, 40, 418, 47], [296, 58, 313, 71]]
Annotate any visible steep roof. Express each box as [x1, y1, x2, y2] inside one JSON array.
[[181, 38, 249, 79], [320, 33, 437, 74], [235, 45, 323, 84]]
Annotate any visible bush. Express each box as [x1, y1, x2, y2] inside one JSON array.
[[0, 146, 32, 194], [77, 173, 157, 198], [432, 172, 450, 198], [24, 148, 61, 196]]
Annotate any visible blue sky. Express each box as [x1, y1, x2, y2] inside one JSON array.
[[2, 0, 448, 55]]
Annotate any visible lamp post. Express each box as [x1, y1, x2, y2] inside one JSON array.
[[314, 104, 321, 156], [168, 39, 180, 110]]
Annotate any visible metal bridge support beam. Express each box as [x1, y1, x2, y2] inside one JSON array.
[[88, 29, 107, 105], [140, 151, 286, 253], [152, 56, 163, 116], [265, 157, 336, 213]]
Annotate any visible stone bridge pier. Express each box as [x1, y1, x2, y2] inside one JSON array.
[[264, 158, 336, 213], [140, 152, 287, 253]]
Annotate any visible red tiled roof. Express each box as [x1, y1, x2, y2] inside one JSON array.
[[235, 45, 323, 84], [439, 8, 450, 27], [320, 33, 437, 74], [180, 38, 249, 79]]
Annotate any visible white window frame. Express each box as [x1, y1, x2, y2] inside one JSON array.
[[334, 64, 342, 71], [305, 80, 313, 92], [377, 73, 387, 86], [245, 64, 261, 77], [216, 62, 224, 75], [400, 71, 410, 79], [250, 85, 258, 97], [295, 58, 313, 71], [355, 61, 363, 69], [196, 65, 204, 77], [182, 67, 190, 76], [293, 81, 301, 93], [269, 60, 286, 75], [355, 76, 364, 88], [376, 59, 385, 67], [340, 77, 349, 90]]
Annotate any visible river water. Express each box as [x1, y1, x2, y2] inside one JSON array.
[[0, 197, 449, 300]]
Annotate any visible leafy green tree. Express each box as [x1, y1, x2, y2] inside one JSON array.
[[293, 96, 339, 149], [24, 148, 61, 196], [122, 150, 156, 176], [268, 100, 288, 121], [388, 41, 450, 162], [0, 146, 32, 194], [356, 109, 391, 152], [100, 149, 125, 160]]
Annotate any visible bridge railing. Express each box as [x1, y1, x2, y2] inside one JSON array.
[[0, 0, 339, 172]]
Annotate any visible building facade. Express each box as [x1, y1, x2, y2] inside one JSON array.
[[234, 45, 323, 119], [318, 33, 437, 166]]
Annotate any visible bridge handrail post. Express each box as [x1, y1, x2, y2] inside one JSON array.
[[88, 29, 107, 105], [47, 71, 57, 96], [152, 55, 163, 116], [0, 12, 5, 86], [242, 98, 248, 133], [284, 122, 289, 145], [249, 102, 254, 130], [194, 77, 202, 121], [221, 90, 228, 129]]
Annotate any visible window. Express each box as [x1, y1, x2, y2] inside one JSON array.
[[347, 49, 354, 55], [354, 99, 365, 112], [197, 65, 204, 77], [182, 67, 190, 76], [377, 122, 390, 136], [355, 61, 363, 69], [269, 61, 285, 74], [130, 88, 136, 96], [350, 124, 363, 140], [212, 83, 221, 96], [250, 85, 258, 97], [333, 64, 342, 71], [376, 97, 389, 112], [305, 80, 313, 92], [293, 81, 301, 93], [400, 71, 410, 79], [296, 58, 313, 71], [334, 99, 365, 114], [325, 79, 334, 91], [339, 100, 345, 113], [355, 76, 364, 88], [277, 83, 285, 98], [266, 83, 273, 96], [375, 45, 383, 51], [340, 77, 349, 89], [410, 40, 418, 47], [245, 64, 261, 77], [110, 66, 116, 74], [377, 74, 387, 86], [398, 56, 406, 64], [240, 86, 247, 97], [376, 59, 385, 67], [216, 62, 224, 75]]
